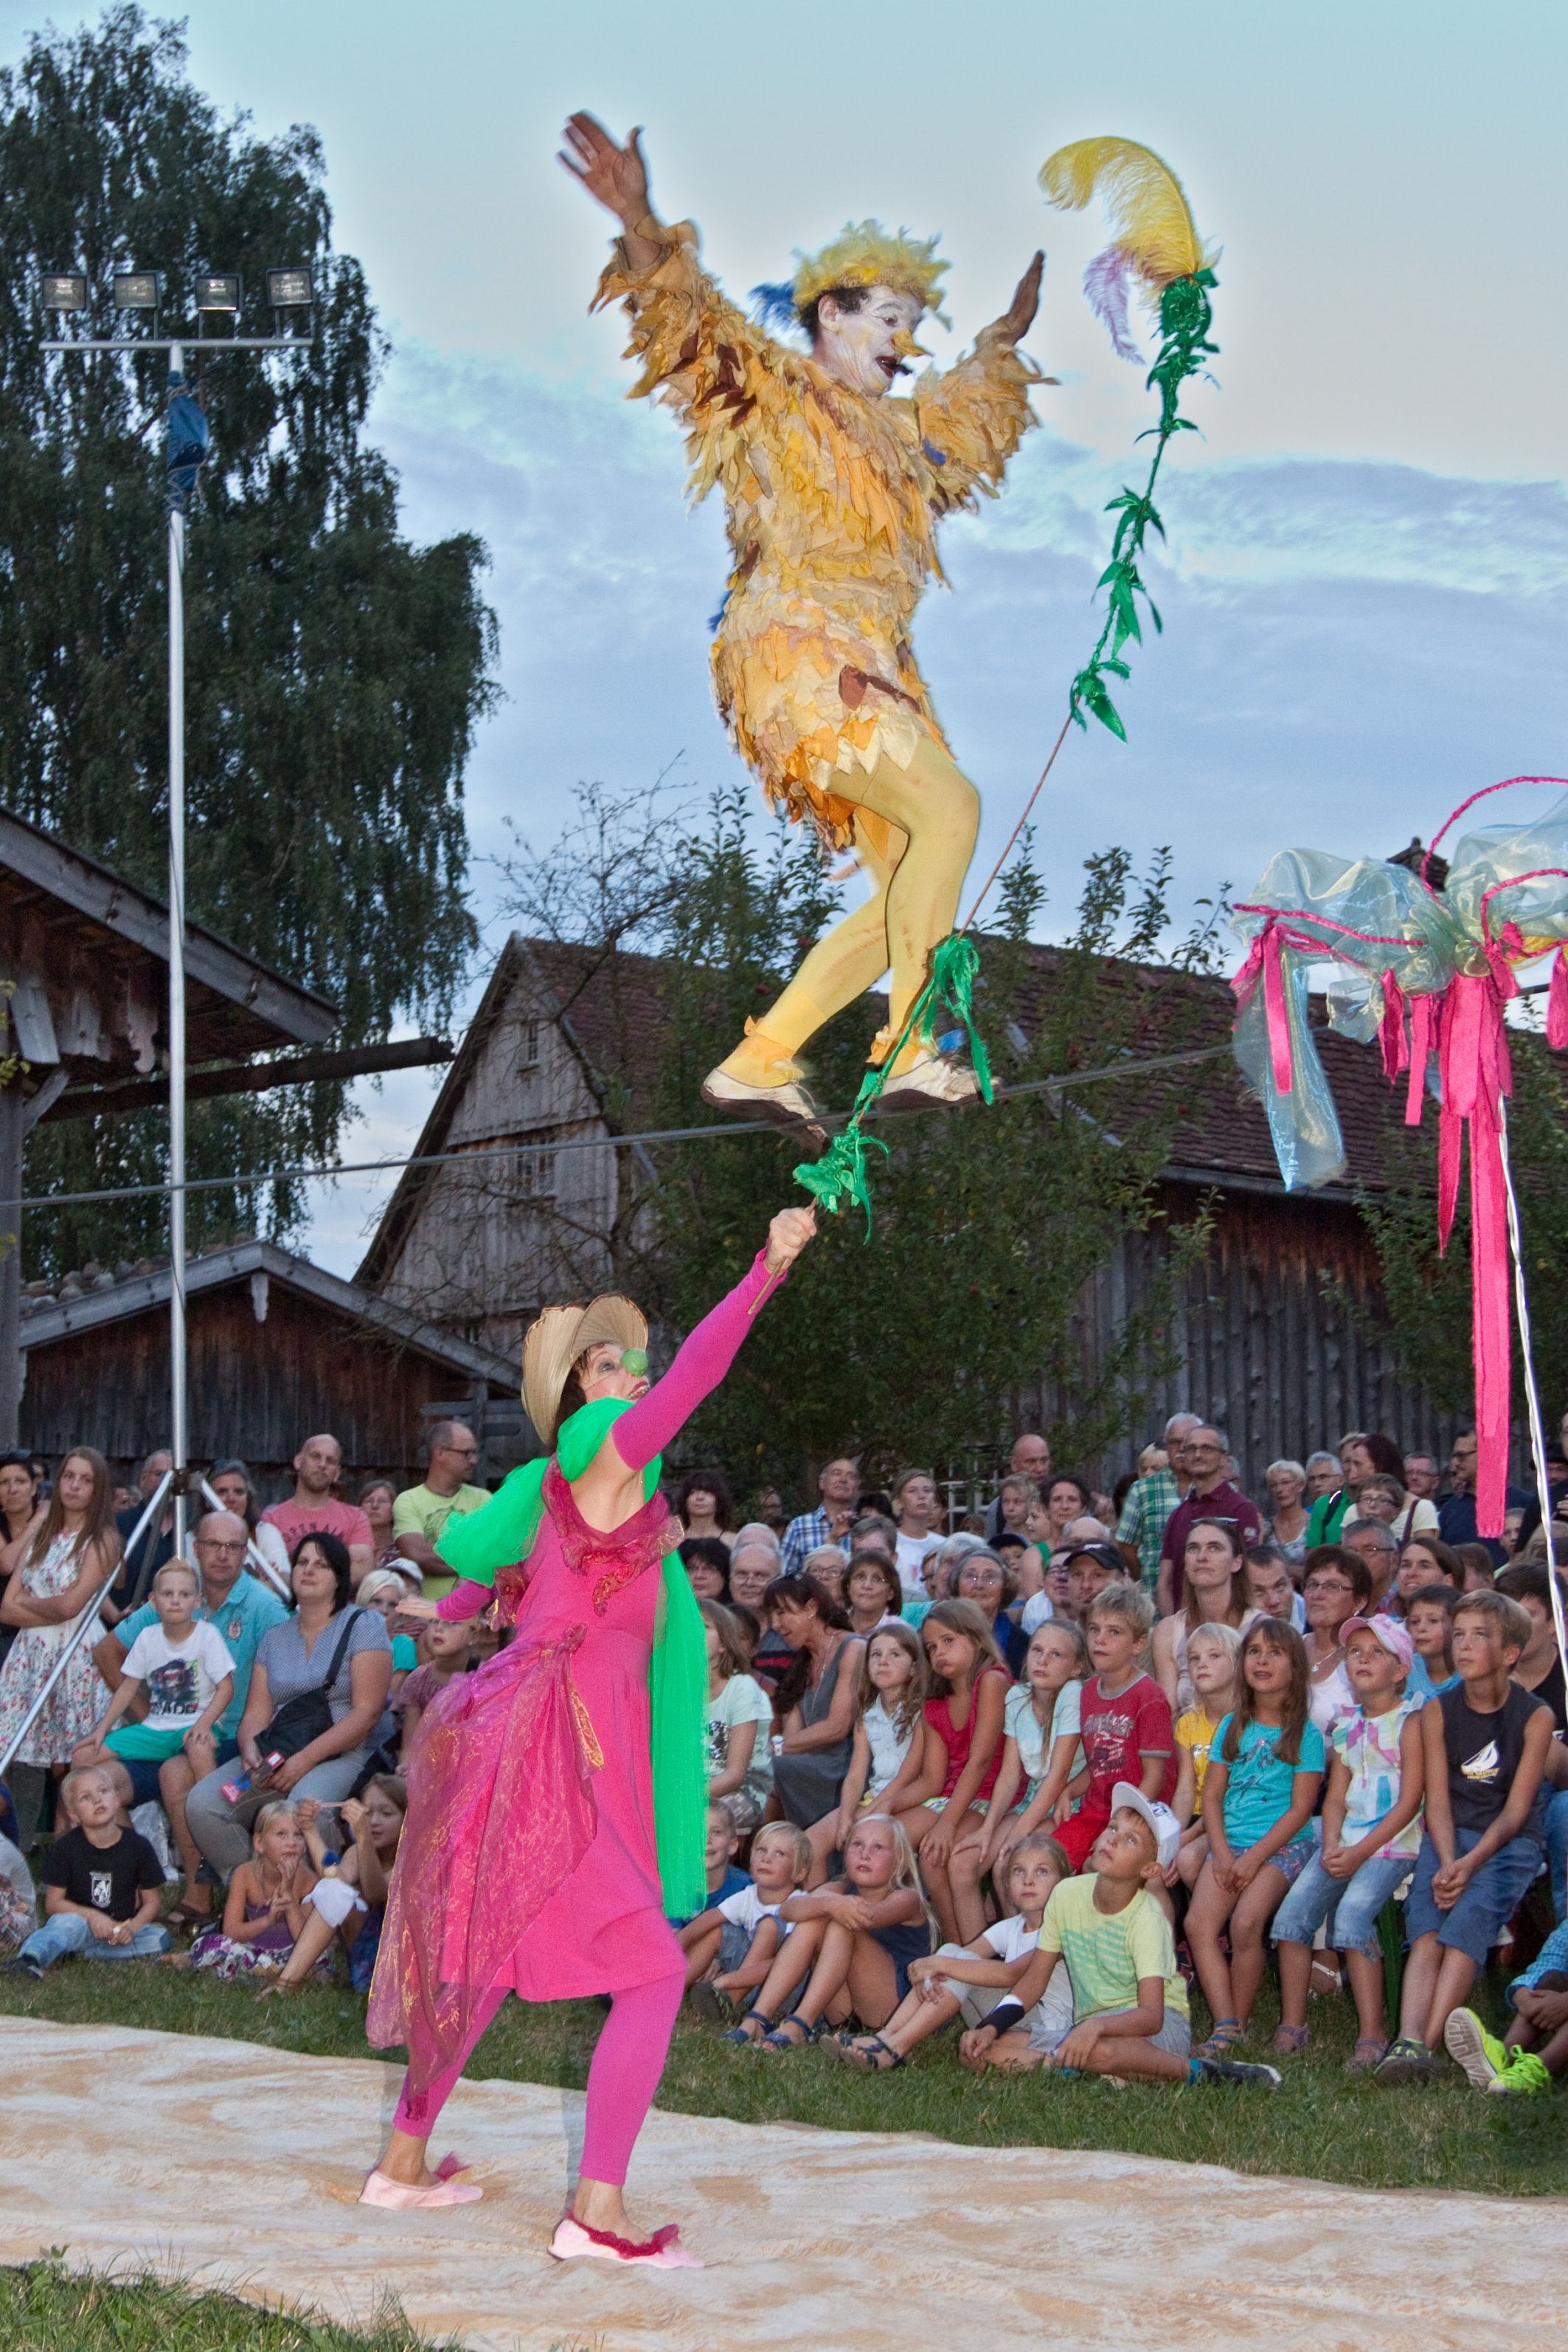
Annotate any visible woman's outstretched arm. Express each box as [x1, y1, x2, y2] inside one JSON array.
[[611, 1208, 815, 1472]]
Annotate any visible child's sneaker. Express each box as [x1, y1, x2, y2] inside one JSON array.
[[1443, 2007, 1510, 2092], [1493, 2050, 1552, 2098], [1373, 2036, 1445, 2086], [1193, 2057, 1282, 2090]]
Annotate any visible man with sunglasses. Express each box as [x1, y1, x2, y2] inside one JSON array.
[[1156, 1426, 1261, 1617]]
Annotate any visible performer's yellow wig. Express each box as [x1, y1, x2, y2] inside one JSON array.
[[787, 222, 951, 327]]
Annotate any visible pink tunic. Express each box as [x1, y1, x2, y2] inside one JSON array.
[[367, 1249, 783, 2101]]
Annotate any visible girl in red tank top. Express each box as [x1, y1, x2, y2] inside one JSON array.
[[892, 1599, 1011, 1942]]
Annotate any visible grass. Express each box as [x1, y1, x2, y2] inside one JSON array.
[[4, 1954, 1564, 2199], [0, 2257, 597, 2352]]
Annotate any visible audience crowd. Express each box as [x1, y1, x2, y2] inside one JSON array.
[[1, 1409, 1565, 2104]]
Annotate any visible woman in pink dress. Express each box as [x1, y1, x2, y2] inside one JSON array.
[[363, 1204, 816, 2264]]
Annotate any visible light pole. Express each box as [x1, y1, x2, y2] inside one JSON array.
[[39, 267, 313, 1547]]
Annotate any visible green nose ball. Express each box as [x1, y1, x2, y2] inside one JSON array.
[[620, 1347, 649, 1377]]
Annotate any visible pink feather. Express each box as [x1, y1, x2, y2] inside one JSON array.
[[1083, 246, 1142, 363]]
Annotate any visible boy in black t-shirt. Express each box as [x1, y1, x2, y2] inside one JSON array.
[[4, 1764, 168, 1977], [1377, 1592, 1553, 2084]]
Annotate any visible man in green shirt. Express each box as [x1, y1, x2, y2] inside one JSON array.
[[392, 1422, 488, 1600]]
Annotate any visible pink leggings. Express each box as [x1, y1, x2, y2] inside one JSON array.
[[392, 1965, 684, 2187]]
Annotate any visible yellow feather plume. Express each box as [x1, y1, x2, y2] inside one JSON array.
[[1038, 137, 1212, 292]]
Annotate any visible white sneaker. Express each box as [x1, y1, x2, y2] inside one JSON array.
[[701, 1064, 827, 1141], [870, 1054, 982, 1114]]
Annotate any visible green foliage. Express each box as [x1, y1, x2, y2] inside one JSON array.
[[0, 9, 497, 1274], [504, 786, 1218, 1491], [1070, 268, 1218, 743], [0, 2260, 465, 2352], [1358, 1033, 1568, 1423]]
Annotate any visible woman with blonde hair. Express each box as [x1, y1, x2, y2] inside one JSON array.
[[0, 1446, 121, 1849]]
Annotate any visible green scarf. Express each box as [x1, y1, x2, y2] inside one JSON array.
[[435, 1400, 707, 1921]]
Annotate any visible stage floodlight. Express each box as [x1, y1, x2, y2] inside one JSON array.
[[266, 266, 313, 309], [113, 271, 161, 311], [194, 272, 242, 313], [41, 272, 89, 313]]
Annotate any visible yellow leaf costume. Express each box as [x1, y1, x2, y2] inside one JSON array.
[[594, 220, 1040, 862]]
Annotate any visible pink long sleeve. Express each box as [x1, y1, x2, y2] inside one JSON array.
[[611, 1250, 786, 1473], [436, 1577, 493, 1622]]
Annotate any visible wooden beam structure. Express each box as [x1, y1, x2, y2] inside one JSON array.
[[45, 1034, 454, 1123]]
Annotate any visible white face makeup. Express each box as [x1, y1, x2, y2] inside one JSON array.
[[813, 284, 923, 398]]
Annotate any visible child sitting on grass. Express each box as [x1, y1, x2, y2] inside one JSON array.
[[394, 1617, 473, 1756], [1445, 1915, 1568, 2096], [680, 1818, 810, 2029], [743, 1811, 932, 2051], [260, 1777, 409, 1996], [1187, 1619, 1325, 2056], [1272, 1614, 1425, 2069], [1404, 1584, 1458, 1704], [187, 1800, 316, 1980], [1055, 1585, 1176, 1873], [4, 1763, 169, 1975], [1170, 1621, 1242, 1893], [974, 1786, 1279, 2086], [834, 1830, 1073, 2072], [807, 1622, 927, 1881], [701, 1599, 774, 1833], [959, 1621, 1086, 1904], [1378, 1590, 1553, 2084]]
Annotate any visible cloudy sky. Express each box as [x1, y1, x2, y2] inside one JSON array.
[[6, 0, 1566, 1273]]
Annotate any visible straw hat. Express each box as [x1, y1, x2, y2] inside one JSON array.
[[521, 1294, 648, 1447]]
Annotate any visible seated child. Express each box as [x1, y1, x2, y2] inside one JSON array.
[[1272, 1614, 1425, 2069], [1054, 1585, 1175, 1872], [394, 1618, 473, 1756], [679, 1819, 809, 2027], [1170, 1620, 1242, 1893], [187, 1800, 316, 1980], [1404, 1584, 1458, 1704], [702, 1600, 774, 1833], [1379, 1590, 1553, 2084], [76, 1558, 233, 1903], [975, 1786, 1277, 2085], [891, 1600, 1011, 1943], [1445, 1915, 1568, 2096], [808, 1622, 927, 1881], [743, 1811, 932, 2051], [263, 1777, 409, 1995], [0, 1829, 35, 1958], [1186, 1619, 1325, 2054], [959, 1622, 1086, 1912], [6, 1763, 169, 1974], [836, 1830, 1074, 2072]]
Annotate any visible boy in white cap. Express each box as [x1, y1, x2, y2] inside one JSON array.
[[1271, 1613, 1425, 2070], [978, 1783, 1280, 2086]]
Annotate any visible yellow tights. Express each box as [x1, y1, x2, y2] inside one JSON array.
[[721, 736, 980, 1083]]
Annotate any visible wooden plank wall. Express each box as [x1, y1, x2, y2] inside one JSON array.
[[20, 1283, 497, 1502], [1041, 1184, 1462, 1492]]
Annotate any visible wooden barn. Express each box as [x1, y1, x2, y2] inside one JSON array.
[[17, 1238, 518, 1499], [355, 934, 1458, 1495]]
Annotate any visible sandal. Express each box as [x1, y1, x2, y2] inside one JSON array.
[[1310, 1958, 1342, 1998], [723, 2011, 772, 2046], [1346, 2036, 1388, 2073], [687, 1980, 729, 2025], [162, 1900, 215, 1932], [254, 1977, 305, 2002], [1194, 2019, 1243, 2059], [1272, 2023, 1310, 2056], [759, 2011, 819, 2051], [837, 2032, 903, 2073]]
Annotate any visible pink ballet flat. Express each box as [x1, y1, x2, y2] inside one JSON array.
[[359, 2163, 482, 2209], [549, 2213, 701, 2269]]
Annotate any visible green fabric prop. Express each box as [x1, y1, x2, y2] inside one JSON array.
[[434, 1397, 707, 1921]]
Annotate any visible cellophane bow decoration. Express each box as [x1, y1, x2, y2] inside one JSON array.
[[1230, 776, 1568, 1553], [797, 141, 1217, 1231]]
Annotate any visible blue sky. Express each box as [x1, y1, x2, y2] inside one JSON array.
[[4, 1, 1566, 1272]]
